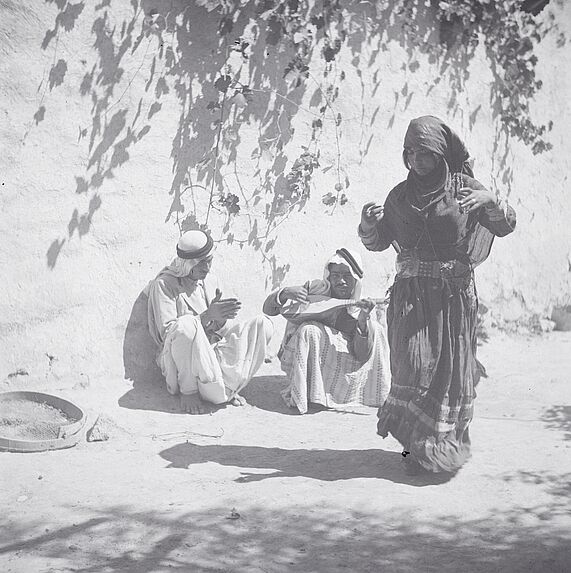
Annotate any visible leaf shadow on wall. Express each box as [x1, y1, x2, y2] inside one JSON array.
[[41, 0, 316, 280], [38, 0, 548, 274]]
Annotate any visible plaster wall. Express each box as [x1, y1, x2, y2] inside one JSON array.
[[1, 0, 569, 385]]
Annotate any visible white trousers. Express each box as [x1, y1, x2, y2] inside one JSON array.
[[159, 314, 273, 403]]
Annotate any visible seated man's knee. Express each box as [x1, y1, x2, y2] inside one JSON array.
[[298, 322, 324, 340], [172, 315, 200, 340], [244, 315, 274, 344], [258, 314, 274, 339]]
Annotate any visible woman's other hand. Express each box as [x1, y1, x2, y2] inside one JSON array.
[[360, 202, 384, 232], [457, 187, 497, 213]]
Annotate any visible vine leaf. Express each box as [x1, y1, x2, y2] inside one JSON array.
[[219, 193, 240, 215], [322, 192, 336, 206], [214, 75, 232, 93]]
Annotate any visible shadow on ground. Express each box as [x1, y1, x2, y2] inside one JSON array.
[[243, 374, 379, 417], [542, 404, 571, 441], [501, 469, 571, 506], [158, 442, 454, 487], [1, 498, 569, 573], [242, 374, 294, 415]]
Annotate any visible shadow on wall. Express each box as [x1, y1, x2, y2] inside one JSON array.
[[1, 494, 569, 572], [120, 290, 178, 414]]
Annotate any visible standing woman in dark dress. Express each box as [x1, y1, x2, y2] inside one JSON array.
[[358, 116, 516, 475]]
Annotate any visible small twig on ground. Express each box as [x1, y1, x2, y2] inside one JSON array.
[[148, 428, 225, 441]]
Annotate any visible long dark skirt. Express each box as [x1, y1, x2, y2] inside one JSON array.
[[377, 274, 479, 473]]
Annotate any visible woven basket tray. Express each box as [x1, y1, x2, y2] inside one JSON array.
[[0, 391, 86, 453]]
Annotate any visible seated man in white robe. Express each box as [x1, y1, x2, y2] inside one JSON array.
[[147, 230, 273, 414]]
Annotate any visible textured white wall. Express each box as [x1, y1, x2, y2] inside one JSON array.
[[1, 0, 570, 385]]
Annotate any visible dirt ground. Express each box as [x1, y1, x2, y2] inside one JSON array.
[[1, 330, 570, 573]]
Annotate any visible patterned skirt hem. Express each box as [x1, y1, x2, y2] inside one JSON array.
[[377, 405, 472, 473]]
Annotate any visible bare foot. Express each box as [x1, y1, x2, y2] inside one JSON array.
[[180, 393, 209, 414], [229, 394, 247, 407]]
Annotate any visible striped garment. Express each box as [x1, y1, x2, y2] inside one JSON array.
[[279, 311, 391, 414]]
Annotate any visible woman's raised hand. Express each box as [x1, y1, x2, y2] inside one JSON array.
[[361, 202, 384, 231]]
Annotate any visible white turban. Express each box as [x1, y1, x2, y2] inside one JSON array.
[[165, 230, 215, 278]]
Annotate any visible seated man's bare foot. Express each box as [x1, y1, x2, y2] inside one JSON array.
[[229, 394, 247, 407], [180, 393, 209, 414]]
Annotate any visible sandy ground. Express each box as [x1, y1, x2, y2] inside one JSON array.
[[1, 331, 570, 573]]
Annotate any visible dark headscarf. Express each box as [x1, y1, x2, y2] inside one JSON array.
[[404, 115, 474, 177]]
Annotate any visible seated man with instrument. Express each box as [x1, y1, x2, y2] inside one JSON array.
[[147, 230, 273, 414], [263, 248, 390, 414]]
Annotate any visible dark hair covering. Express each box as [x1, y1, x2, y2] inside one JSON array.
[[403, 115, 474, 177]]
